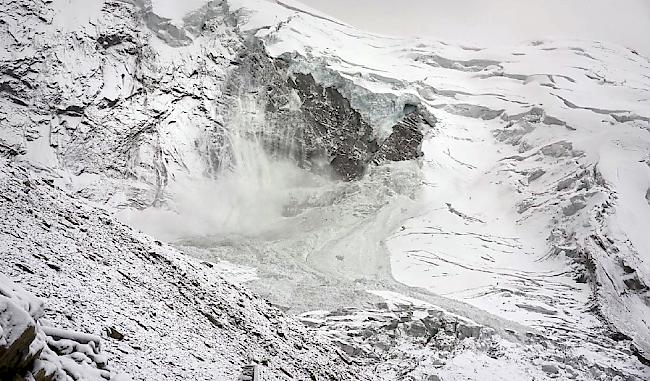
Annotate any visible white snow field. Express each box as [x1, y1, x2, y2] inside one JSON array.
[[1, 0, 649, 380]]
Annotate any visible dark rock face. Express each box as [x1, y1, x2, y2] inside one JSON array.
[[288, 73, 377, 180], [224, 39, 430, 181], [373, 106, 431, 164], [223, 39, 378, 180]]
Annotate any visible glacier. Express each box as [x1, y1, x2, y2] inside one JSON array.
[[1, 0, 649, 380]]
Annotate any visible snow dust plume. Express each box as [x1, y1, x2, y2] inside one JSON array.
[[121, 128, 329, 241]]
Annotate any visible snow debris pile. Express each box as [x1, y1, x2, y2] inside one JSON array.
[[298, 295, 488, 378], [298, 290, 649, 380], [0, 273, 124, 381]]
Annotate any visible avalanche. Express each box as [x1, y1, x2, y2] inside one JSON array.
[[1, 0, 649, 380]]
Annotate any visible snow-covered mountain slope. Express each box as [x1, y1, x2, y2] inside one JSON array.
[[0, 157, 373, 380], [229, 0, 650, 357], [1, 0, 245, 209], [1, 0, 650, 380]]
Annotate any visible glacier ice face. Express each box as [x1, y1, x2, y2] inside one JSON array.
[[1, 0, 421, 212]]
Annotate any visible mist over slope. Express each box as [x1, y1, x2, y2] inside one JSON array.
[[1, 0, 649, 379]]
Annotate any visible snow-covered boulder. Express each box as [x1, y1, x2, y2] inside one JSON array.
[[1, 274, 123, 381]]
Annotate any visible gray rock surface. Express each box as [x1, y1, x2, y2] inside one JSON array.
[[373, 105, 432, 164]]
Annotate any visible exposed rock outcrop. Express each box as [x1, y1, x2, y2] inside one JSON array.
[[373, 105, 433, 164], [0, 299, 38, 378], [223, 38, 429, 181], [288, 72, 377, 179]]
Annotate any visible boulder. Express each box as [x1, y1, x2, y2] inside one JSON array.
[[0, 298, 39, 378]]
